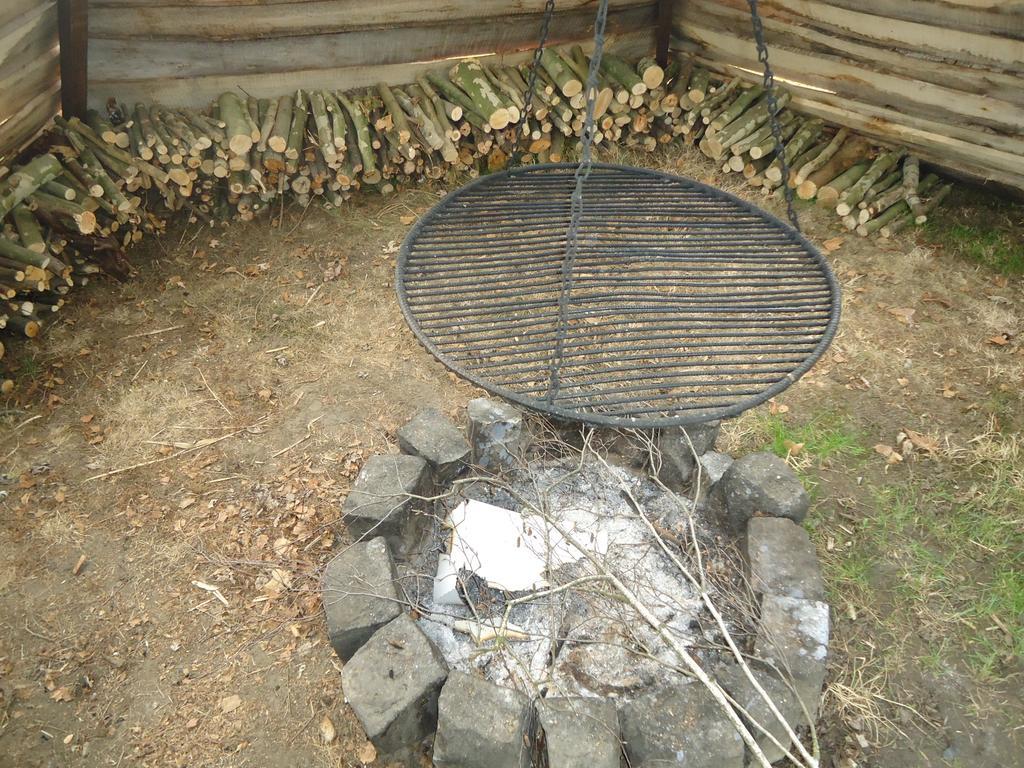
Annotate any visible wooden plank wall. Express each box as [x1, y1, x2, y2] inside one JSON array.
[[0, 0, 61, 158], [87, 0, 657, 108], [672, 0, 1024, 191]]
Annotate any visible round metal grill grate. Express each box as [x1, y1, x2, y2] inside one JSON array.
[[397, 163, 840, 428]]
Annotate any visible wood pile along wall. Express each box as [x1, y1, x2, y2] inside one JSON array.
[[670, 0, 1024, 193], [1, 47, 959, 394], [87, 0, 658, 107], [0, 0, 61, 159]]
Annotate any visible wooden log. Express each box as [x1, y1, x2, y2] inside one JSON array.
[[309, 91, 339, 165], [42, 179, 78, 201], [11, 206, 45, 254], [835, 149, 905, 215], [783, 135, 830, 187], [376, 83, 413, 146], [859, 172, 909, 223], [255, 96, 278, 153], [748, 117, 800, 161], [0, 233, 53, 271], [687, 68, 710, 104], [709, 85, 765, 133], [407, 84, 459, 163], [540, 49, 582, 98], [337, 91, 380, 184], [0, 154, 63, 222], [901, 155, 929, 223], [79, 148, 133, 213], [637, 56, 665, 90], [881, 179, 948, 236], [764, 119, 823, 183], [729, 109, 795, 156], [86, 108, 129, 149], [267, 94, 293, 154], [797, 135, 869, 200], [449, 61, 511, 130], [704, 90, 789, 158], [286, 89, 309, 167], [601, 54, 647, 96], [793, 128, 848, 186], [5, 312, 41, 338], [817, 161, 869, 206], [425, 71, 488, 128], [218, 92, 253, 155]]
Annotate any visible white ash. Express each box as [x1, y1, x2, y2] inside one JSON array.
[[403, 455, 724, 698]]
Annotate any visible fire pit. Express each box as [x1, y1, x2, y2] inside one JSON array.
[[323, 401, 830, 768]]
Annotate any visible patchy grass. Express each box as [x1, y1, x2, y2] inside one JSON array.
[[926, 187, 1024, 275], [738, 409, 866, 465], [810, 434, 1024, 682]]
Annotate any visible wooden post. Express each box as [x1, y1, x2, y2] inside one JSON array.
[[58, 0, 88, 119], [655, 0, 673, 67]]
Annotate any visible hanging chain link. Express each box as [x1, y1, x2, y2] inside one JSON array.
[[545, 0, 610, 404], [516, 0, 557, 164], [746, 0, 801, 232]]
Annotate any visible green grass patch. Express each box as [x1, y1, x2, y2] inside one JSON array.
[[818, 460, 1024, 680], [759, 410, 866, 463], [925, 187, 1024, 275]]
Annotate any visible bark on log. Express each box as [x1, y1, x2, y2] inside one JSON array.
[[540, 49, 582, 98], [835, 149, 905, 215], [637, 56, 665, 90], [798, 136, 870, 200], [0, 154, 63, 223], [817, 161, 869, 206], [449, 61, 511, 130]]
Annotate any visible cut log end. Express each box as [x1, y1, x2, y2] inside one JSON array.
[[488, 108, 511, 131], [229, 136, 254, 156]]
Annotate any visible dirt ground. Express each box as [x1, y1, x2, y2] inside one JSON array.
[[1, 145, 1021, 768]]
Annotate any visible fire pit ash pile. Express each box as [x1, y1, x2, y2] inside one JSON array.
[[321, 399, 830, 768]]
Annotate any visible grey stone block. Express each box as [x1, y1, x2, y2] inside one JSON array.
[[322, 537, 402, 661], [341, 454, 430, 551], [467, 398, 529, 471], [538, 697, 620, 768], [720, 452, 810, 529], [433, 671, 533, 768], [653, 421, 721, 491], [343, 614, 449, 756], [398, 408, 470, 482], [619, 683, 744, 768], [746, 517, 825, 601], [698, 451, 733, 486], [715, 661, 807, 765], [663, 421, 721, 456], [755, 595, 829, 724]]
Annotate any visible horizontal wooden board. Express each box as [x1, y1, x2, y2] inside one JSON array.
[[681, 0, 1024, 107], [673, 21, 1024, 136], [0, 84, 59, 158], [90, 4, 654, 80], [680, 51, 1024, 191], [90, 29, 654, 108], [822, 0, 1024, 40], [716, 0, 1024, 69], [1, 51, 60, 127], [90, 0, 652, 41], [0, 3, 58, 74], [0, 0, 48, 31], [0, 1, 59, 156]]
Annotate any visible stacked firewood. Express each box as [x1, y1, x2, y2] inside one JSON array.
[[687, 71, 952, 237], [0, 47, 951, 389]]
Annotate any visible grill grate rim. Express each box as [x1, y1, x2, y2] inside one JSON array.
[[396, 163, 841, 428]]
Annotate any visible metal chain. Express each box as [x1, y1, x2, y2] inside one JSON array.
[[516, 0, 557, 164], [746, 0, 801, 232], [545, 0, 610, 405]]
